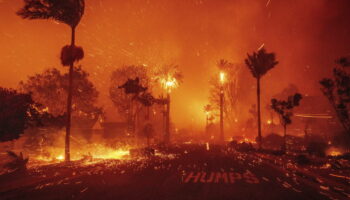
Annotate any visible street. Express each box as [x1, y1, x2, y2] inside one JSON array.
[[1, 145, 349, 200]]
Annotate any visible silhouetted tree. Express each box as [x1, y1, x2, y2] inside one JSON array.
[[19, 67, 101, 138], [141, 123, 154, 147], [17, 0, 85, 161], [271, 93, 302, 152], [0, 87, 40, 142], [320, 57, 350, 137], [110, 65, 150, 134], [245, 48, 278, 149]]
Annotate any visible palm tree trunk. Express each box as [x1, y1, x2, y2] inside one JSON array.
[[220, 86, 224, 144], [147, 136, 150, 148], [257, 77, 262, 150], [330, 98, 350, 134], [165, 93, 170, 144], [283, 124, 287, 152], [65, 26, 75, 162]]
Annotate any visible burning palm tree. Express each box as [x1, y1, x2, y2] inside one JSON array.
[[245, 48, 278, 149], [17, 0, 85, 162], [154, 65, 183, 144]]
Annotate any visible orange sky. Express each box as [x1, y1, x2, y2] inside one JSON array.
[[1, 0, 350, 129]]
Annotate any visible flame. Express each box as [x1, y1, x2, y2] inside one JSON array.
[[219, 71, 226, 84], [56, 155, 64, 160], [326, 147, 343, 156], [160, 75, 178, 93], [32, 143, 131, 164], [238, 138, 256, 144], [329, 151, 341, 156], [267, 120, 272, 125]]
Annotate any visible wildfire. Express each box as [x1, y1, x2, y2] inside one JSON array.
[[160, 75, 178, 93], [32, 144, 131, 164], [219, 71, 226, 84], [56, 155, 64, 160], [326, 147, 343, 157], [238, 138, 256, 144]]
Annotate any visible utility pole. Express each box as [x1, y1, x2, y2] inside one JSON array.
[[165, 93, 170, 144], [219, 71, 225, 144], [220, 85, 224, 143]]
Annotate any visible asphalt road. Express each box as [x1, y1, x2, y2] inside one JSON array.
[[0, 145, 349, 200]]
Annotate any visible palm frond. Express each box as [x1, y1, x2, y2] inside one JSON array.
[[245, 48, 278, 79], [17, 0, 85, 28]]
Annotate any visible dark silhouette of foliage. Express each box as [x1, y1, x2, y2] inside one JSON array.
[[245, 48, 278, 79], [271, 93, 302, 151], [19, 67, 101, 129], [320, 57, 350, 136], [136, 92, 156, 107], [263, 133, 284, 150], [61, 45, 84, 66], [245, 48, 278, 149], [18, 0, 86, 162], [336, 56, 350, 67], [110, 65, 150, 123], [141, 123, 154, 147], [118, 77, 148, 95], [306, 140, 327, 157], [17, 0, 84, 28], [4, 151, 29, 173], [0, 88, 41, 142]]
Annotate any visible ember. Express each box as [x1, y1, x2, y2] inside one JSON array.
[[1, 0, 350, 199]]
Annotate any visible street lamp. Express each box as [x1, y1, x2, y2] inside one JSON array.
[[161, 75, 178, 144], [219, 71, 226, 144]]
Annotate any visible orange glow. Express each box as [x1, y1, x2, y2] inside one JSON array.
[[219, 72, 226, 84], [161, 75, 178, 93], [32, 142, 131, 164], [56, 155, 64, 161], [205, 111, 210, 116], [1, 0, 350, 132], [326, 147, 343, 157], [267, 120, 272, 125], [238, 138, 256, 144], [329, 151, 341, 157]]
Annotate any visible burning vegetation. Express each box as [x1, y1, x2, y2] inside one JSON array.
[[1, 0, 350, 199]]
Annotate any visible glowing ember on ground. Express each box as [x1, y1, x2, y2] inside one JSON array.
[[326, 147, 343, 156], [31, 144, 132, 164], [238, 138, 256, 144], [56, 155, 64, 161]]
